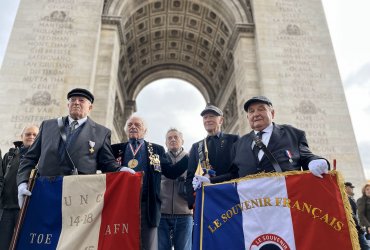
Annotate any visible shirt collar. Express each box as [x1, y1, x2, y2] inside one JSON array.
[[169, 147, 184, 157], [254, 123, 273, 135], [68, 116, 88, 126], [129, 138, 145, 144], [207, 131, 222, 138]]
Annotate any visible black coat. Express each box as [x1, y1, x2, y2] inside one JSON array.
[[112, 141, 187, 227], [0, 142, 25, 209], [232, 123, 327, 177], [185, 133, 239, 209]]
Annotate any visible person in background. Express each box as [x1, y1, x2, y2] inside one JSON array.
[[158, 128, 192, 250], [358, 184, 370, 242], [0, 125, 39, 250], [345, 182, 369, 249]]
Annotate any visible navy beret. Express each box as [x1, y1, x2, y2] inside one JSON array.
[[67, 88, 94, 103], [344, 182, 355, 188]]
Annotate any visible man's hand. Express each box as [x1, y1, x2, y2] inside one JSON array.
[[308, 159, 329, 178], [192, 175, 210, 190], [120, 167, 136, 174], [18, 183, 32, 208]]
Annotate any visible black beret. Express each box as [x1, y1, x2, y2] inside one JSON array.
[[244, 96, 273, 111], [67, 88, 94, 103], [200, 105, 223, 116], [344, 182, 355, 188]]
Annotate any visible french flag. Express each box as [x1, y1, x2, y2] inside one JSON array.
[[16, 172, 142, 250], [193, 171, 358, 250]]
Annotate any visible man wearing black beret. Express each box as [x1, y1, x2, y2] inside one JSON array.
[[17, 88, 121, 206], [232, 96, 329, 177]]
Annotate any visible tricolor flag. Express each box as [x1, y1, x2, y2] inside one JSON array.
[[193, 171, 359, 250], [16, 172, 142, 250]]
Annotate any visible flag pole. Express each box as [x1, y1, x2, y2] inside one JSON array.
[[9, 168, 38, 250]]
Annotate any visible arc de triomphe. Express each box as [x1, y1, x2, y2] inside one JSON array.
[[0, 0, 365, 187]]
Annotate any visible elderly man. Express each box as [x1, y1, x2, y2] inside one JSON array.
[[185, 105, 239, 209], [232, 96, 329, 177], [17, 88, 121, 206], [158, 128, 192, 250], [112, 115, 187, 250], [0, 125, 39, 250]]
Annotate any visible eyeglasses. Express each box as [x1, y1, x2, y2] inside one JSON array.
[[69, 97, 88, 104]]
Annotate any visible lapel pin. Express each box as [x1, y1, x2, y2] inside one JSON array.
[[285, 150, 293, 163], [89, 140, 95, 154]]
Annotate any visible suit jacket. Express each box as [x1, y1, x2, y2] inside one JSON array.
[[185, 133, 239, 209], [112, 141, 187, 227], [17, 116, 119, 185], [232, 123, 326, 178]]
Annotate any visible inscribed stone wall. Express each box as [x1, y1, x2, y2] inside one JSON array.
[[0, 0, 104, 149], [252, 0, 365, 184]]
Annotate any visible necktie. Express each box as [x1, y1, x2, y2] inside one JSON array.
[[252, 131, 264, 161], [132, 140, 138, 150], [70, 120, 78, 132]]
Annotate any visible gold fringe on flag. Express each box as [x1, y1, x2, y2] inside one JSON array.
[[199, 170, 360, 249]]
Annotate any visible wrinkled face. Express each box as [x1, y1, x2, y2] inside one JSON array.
[[247, 102, 274, 131], [345, 186, 354, 196], [365, 186, 370, 197], [126, 117, 146, 139], [202, 113, 223, 135], [67, 96, 92, 120], [21, 126, 39, 147], [166, 131, 183, 152]]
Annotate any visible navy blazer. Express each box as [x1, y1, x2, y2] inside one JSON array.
[[112, 141, 187, 227], [185, 133, 239, 209], [232, 123, 328, 178], [17, 116, 119, 185]]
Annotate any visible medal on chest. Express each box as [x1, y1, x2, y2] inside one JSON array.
[[128, 159, 138, 168], [128, 142, 143, 169]]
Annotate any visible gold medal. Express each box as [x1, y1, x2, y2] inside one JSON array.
[[128, 159, 138, 169]]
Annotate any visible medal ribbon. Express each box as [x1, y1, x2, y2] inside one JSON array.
[[129, 142, 143, 158]]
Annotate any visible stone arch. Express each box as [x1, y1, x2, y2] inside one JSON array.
[[99, 0, 255, 140]]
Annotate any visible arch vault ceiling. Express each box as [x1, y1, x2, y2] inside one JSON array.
[[113, 0, 253, 100]]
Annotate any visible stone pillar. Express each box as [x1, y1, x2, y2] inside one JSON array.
[[91, 23, 121, 129], [0, 0, 104, 149], [251, 0, 365, 186], [233, 34, 259, 136]]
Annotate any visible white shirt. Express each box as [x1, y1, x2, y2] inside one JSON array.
[[68, 116, 87, 129], [251, 123, 274, 160]]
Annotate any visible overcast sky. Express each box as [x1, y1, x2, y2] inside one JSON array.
[[1, 0, 369, 177]]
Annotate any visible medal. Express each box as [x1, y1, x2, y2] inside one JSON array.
[[148, 143, 161, 172], [88, 140, 95, 154], [128, 159, 138, 169], [285, 150, 293, 163], [128, 141, 143, 169]]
